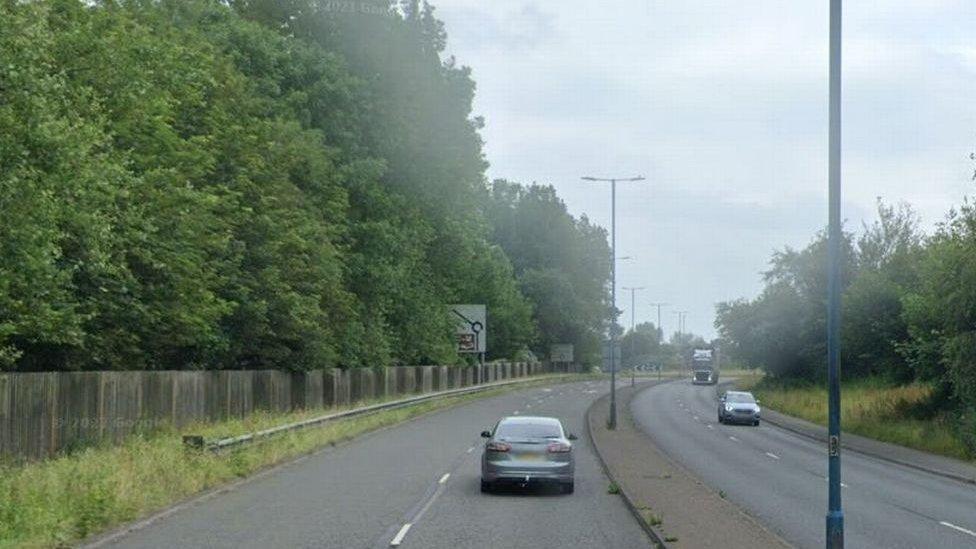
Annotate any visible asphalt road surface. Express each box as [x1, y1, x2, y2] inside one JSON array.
[[106, 380, 650, 549], [631, 379, 976, 549]]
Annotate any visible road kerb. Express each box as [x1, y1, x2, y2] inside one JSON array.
[[587, 381, 790, 549], [585, 381, 669, 549]]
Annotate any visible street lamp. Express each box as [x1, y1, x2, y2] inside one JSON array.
[[826, 0, 845, 546], [648, 302, 669, 339], [672, 310, 688, 336], [621, 287, 646, 331], [582, 175, 645, 430]]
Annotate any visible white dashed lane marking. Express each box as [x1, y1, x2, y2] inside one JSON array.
[[438, 473, 450, 484], [940, 521, 976, 539], [390, 523, 412, 546], [729, 436, 740, 443], [765, 452, 780, 460]]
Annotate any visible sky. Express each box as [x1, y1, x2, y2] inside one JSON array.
[[434, 1, 976, 339]]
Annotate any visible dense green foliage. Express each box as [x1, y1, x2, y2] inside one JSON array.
[[0, 0, 609, 371], [716, 198, 976, 451], [619, 322, 662, 368], [485, 181, 612, 365]]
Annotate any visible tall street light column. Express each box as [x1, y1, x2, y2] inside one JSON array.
[[673, 310, 688, 337], [826, 0, 845, 546], [648, 302, 669, 339], [582, 175, 645, 430], [622, 286, 646, 331]]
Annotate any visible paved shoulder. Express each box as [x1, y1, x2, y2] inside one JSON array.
[[105, 380, 650, 549], [759, 407, 976, 485]]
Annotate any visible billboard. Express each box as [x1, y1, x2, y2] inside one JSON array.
[[450, 304, 486, 354]]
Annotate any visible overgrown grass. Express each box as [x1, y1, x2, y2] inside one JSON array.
[[747, 377, 972, 461], [0, 375, 585, 548]]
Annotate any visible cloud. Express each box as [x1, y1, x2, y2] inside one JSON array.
[[437, 2, 557, 54], [437, 0, 976, 337]]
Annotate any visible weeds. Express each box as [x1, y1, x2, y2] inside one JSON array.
[[750, 377, 972, 460], [0, 376, 580, 547]]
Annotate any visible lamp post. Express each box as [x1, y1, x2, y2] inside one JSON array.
[[826, 0, 845, 546], [648, 302, 669, 340], [673, 310, 688, 337], [621, 287, 646, 331], [582, 175, 645, 430]]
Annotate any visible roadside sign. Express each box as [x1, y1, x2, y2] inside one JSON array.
[[450, 304, 486, 354], [602, 342, 621, 371], [550, 344, 574, 363]]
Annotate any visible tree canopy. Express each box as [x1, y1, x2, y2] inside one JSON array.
[[0, 0, 610, 371], [715, 198, 976, 451]]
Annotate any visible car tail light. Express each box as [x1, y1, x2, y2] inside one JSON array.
[[486, 441, 511, 452], [547, 442, 572, 453]]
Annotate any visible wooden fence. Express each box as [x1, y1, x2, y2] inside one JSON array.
[[0, 363, 551, 461]]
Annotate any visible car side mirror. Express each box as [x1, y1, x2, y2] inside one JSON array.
[[718, 396, 725, 402], [480, 430, 491, 438], [567, 433, 578, 441], [755, 399, 761, 405]]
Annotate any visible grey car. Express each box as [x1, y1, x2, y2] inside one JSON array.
[[480, 416, 576, 494], [718, 390, 761, 426]]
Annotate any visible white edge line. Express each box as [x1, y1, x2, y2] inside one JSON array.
[[940, 521, 976, 538], [438, 473, 450, 484], [390, 523, 412, 546]]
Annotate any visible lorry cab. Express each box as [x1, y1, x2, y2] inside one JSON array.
[[690, 348, 719, 385]]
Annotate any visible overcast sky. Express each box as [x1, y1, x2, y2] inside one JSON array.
[[435, 1, 976, 339]]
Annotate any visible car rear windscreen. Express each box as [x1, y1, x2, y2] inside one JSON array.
[[495, 421, 562, 439]]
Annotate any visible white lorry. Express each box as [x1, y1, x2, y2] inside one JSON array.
[[690, 348, 719, 385]]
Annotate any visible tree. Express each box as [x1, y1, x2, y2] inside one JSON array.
[[486, 180, 612, 366], [620, 322, 661, 368]]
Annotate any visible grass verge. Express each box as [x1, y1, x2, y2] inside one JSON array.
[[745, 377, 972, 461], [0, 374, 588, 548]]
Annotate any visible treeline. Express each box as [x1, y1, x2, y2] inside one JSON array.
[[716, 198, 976, 446], [0, 0, 610, 371], [619, 322, 710, 371]]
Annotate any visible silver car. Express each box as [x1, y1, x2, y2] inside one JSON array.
[[718, 390, 761, 426], [480, 416, 576, 494]]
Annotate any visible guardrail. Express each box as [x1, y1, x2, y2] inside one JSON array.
[[183, 374, 576, 453]]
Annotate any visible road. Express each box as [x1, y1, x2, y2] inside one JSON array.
[[104, 380, 650, 549], [631, 379, 976, 549]]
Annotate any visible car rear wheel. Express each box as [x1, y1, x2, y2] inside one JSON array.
[[717, 414, 724, 424], [480, 480, 491, 493], [562, 481, 574, 494], [753, 419, 760, 426]]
